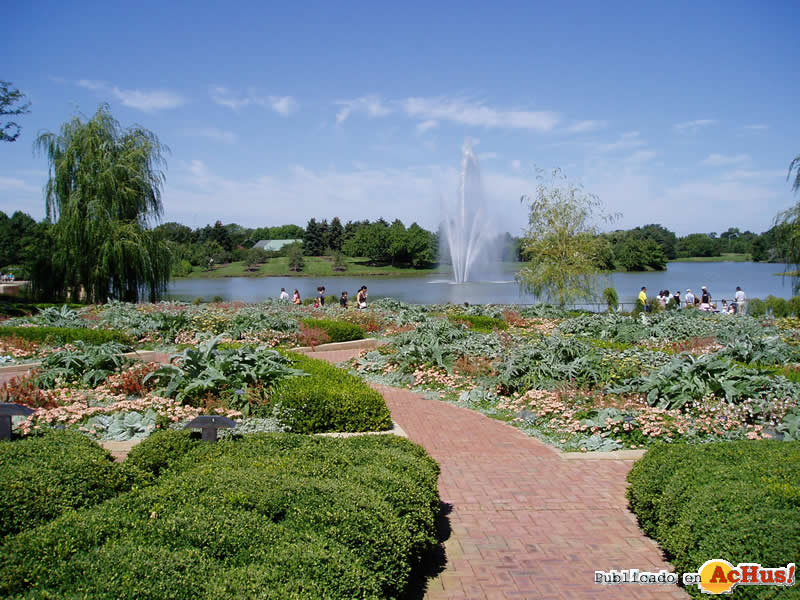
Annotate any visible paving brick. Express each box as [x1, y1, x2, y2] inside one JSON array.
[[313, 349, 690, 599]]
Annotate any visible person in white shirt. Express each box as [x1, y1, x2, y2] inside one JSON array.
[[279, 287, 289, 301], [734, 286, 746, 315], [685, 289, 695, 308]]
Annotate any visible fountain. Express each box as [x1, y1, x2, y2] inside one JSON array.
[[443, 140, 492, 282]]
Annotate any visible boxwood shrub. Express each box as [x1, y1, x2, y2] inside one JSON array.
[[0, 431, 132, 539], [448, 313, 508, 333], [268, 352, 392, 433], [300, 318, 365, 343], [0, 326, 133, 346], [1, 433, 441, 600], [627, 441, 800, 598]]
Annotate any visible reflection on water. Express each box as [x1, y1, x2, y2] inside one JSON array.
[[167, 262, 794, 305]]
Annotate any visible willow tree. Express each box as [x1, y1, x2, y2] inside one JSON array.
[[34, 104, 171, 302], [778, 153, 800, 292], [517, 169, 614, 306]]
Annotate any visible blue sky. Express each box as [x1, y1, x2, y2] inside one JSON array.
[[2, 0, 798, 237]]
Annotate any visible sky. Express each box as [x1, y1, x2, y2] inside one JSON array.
[[2, 1, 798, 238]]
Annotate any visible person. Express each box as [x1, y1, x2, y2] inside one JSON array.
[[699, 286, 712, 311], [638, 286, 648, 312], [292, 289, 301, 305], [356, 285, 368, 309], [279, 287, 289, 301], [313, 296, 320, 308], [720, 299, 728, 313], [672, 290, 681, 308], [657, 290, 667, 308], [734, 286, 746, 315], [317, 286, 326, 306], [685, 289, 695, 308], [339, 291, 348, 308]]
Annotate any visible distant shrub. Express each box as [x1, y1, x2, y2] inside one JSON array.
[[627, 441, 800, 597], [0, 326, 132, 346], [300, 318, 365, 342], [788, 296, 800, 318], [748, 297, 766, 317], [0, 431, 131, 539], [602, 287, 619, 312], [270, 352, 391, 433], [765, 295, 789, 318]]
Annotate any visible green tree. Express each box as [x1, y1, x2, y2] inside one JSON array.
[[789, 154, 800, 194], [676, 233, 720, 258], [328, 216, 344, 252], [33, 104, 171, 302], [407, 222, 437, 267], [1, 81, 31, 142], [245, 247, 268, 271], [286, 242, 304, 272], [517, 170, 612, 305], [303, 218, 324, 256]]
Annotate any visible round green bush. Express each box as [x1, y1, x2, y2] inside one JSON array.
[[0, 430, 130, 539]]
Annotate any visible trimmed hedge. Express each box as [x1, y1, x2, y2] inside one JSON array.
[[627, 441, 800, 598], [1, 433, 441, 600], [448, 313, 508, 333], [0, 431, 132, 539], [300, 318, 365, 343], [0, 326, 133, 346], [269, 352, 392, 433]]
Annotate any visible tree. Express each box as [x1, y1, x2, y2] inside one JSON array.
[[245, 247, 268, 271], [286, 242, 304, 272], [303, 218, 324, 256], [327, 217, 344, 252], [33, 104, 171, 302], [1, 81, 31, 142], [517, 170, 612, 305], [789, 154, 800, 195]]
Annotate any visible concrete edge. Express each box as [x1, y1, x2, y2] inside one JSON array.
[[0, 349, 165, 377], [557, 448, 647, 461], [293, 337, 383, 353]]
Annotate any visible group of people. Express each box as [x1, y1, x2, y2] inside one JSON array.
[[278, 285, 369, 309], [639, 285, 747, 314], [0, 273, 15, 282]]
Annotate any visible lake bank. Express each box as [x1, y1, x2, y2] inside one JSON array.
[[167, 261, 796, 305]]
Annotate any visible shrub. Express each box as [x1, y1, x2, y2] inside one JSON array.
[[270, 352, 392, 433], [300, 318, 365, 343], [0, 433, 440, 600], [0, 326, 133, 346], [602, 287, 619, 312], [448, 313, 508, 333], [627, 441, 800, 598], [0, 431, 131, 539], [747, 298, 767, 317], [788, 296, 800, 318], [765, 295, 789, 318], [125, 429, 202, 478]]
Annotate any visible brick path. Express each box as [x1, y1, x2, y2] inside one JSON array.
[[312, 349, 687, 599]]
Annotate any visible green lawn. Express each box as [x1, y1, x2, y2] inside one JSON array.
[[179, 256, 449, 279], [669, 253, 752, 263]]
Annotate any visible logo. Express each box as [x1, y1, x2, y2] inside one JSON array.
[[686, 560, 795, 595]]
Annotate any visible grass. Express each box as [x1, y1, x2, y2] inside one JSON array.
[[178, 256, 449, 279], [669, 253, 751, 263]]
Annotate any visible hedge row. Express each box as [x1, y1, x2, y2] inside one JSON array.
[[269, 352, 392, 433], [1, 432, 441, 600], [300, 318, 365, 343], [0, 431, 135, 539], [627, 441, 800, 598], [448, 313, 508, 333], [0, 326, 133, 346]]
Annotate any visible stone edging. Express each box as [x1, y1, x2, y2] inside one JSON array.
[[0, 350, 165, 376], [556, 448, 646, 461], [293, 337, 383, 353]]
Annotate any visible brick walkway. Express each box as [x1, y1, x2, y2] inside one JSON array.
[[312, 349, 687, 599]]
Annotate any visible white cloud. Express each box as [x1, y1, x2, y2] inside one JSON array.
[[78, 79, 185, 111], [743, 124, 768, 130], [211, 87, 296, 116], [702, 153, 750, 166], [721, 169, 786, 181], [595, 131, 646, 153], [566, 120, 607, 133], [268, 96, 296, 116], [673, 119, 717, 133], [186, 127, 238, 144], [478, 152, 499, 161], [511, 160, 521, 170], [416, 119, 438, 134], [402, 97, 559, 131], [335, 95, 392, 124], [626, 150, 657, 164]]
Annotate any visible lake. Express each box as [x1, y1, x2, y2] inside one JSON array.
[[166, 262, 796, 307]]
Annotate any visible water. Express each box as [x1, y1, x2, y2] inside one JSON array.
[[443, 140, 492, 282], [167, 262, 795, 306]]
